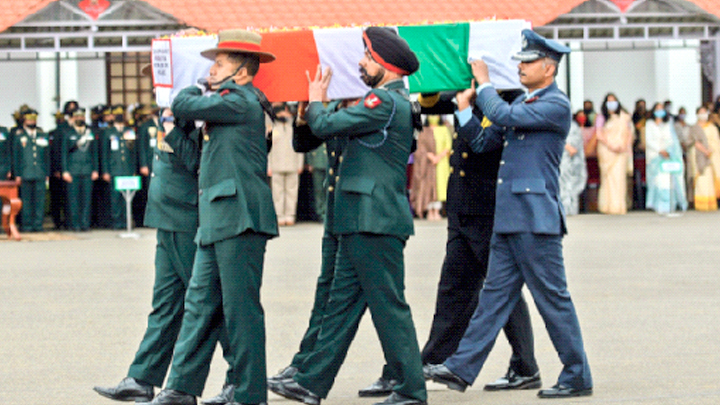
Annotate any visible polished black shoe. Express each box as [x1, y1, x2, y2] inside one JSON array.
[[267, 379, 320, 405], [373, 392, 427, 405], [137, 389, 197, 405], [93, 377, 154, 402], [358, 377, 398, 397], [267, 365, 298, 384], [421, 364, 434, 381], [484, 369, 542, 391], [202, 384, 235, 405], [538, 384, 593, 398], [427, 364, 469, 392]]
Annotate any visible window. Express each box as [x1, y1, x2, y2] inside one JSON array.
[[105, 51, 153, 106]]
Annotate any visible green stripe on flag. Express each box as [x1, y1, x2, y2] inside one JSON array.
[[399, 23, 472, 94]]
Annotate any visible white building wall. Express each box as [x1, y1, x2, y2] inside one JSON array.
[[0, 52, 107, 132]]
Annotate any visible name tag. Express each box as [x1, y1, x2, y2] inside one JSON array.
[[36, 138, 49, 147], [111, 137, 119, 151]]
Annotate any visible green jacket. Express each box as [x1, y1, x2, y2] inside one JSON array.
[[62, 126, 99, 176], [306, 80, 414, 238], [101, 125, 138, 176], [143, 124, 200, 233], [13, 127, 50, 180], [137, 118, 159, 171], [172, 81, 278, 245], [0, 126, 10, 177]]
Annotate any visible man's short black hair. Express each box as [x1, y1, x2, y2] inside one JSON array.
[[228, 52, 260, 76]]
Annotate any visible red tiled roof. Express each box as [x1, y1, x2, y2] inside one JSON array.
[[0, 0, 719, 35], [143, 0, 586, 32]]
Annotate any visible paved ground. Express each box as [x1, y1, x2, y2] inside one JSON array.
[[1, 210, 719, 405]]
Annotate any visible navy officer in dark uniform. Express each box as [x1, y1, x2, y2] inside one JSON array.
[[428, 29, 593, 398]]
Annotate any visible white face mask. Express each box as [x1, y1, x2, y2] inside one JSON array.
[[697, 113, 709, 122], [606, 100, 619, 112]]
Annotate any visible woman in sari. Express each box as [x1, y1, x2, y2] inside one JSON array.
[[645, 102, 687, 214], [596, 93, 633, 214], [688, 106, 720, 211]]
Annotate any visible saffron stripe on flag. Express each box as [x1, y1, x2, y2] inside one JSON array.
[[255, 29, 320, 102]]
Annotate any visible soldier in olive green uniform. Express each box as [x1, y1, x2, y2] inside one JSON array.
[[101, 105, 139, 229], [13, 110, 50, 232], [142, 29, 278, 405], [0, 125, 11, 179], [269, 27, 426, 405], [61, 108, 99, 231]]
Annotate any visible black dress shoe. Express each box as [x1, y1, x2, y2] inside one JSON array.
[[372, 392, 427, 405], [358, 377, 398, 397], [422, 364, 434, 381], [538, 384, 593, 398], [427, 364, 469, 392], [267, 365, 298, 384], [267, 379, 320, 405], [202, 384, 235, 405], [137, 389, 197, 405], [484, 369, 542, 391], [93, 377, 154, 402]]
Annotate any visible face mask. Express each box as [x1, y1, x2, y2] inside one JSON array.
[[654, 110, 666, 119], [76, 121, 87, 128], [606, 101, 619, 112], [115, 114, 125, 123], [697, 113, 709, 122], [26, 124, 37, 130], [576, 116, 587, 126], [677, 113, 686, 121]]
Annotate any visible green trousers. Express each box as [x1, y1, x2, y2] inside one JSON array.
[[166, 232, 268, 403], [66, 175, 93, 230], [127, 230, 196, 386], [19, 179, 46, 232], [290, 231, 338, 368], [294, 233, 427, 402]]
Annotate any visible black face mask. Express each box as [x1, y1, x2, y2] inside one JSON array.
[[76, 121, 87, 128], [115, 114, 125, 123], [26, 124, 37, 130], [359, 66, 384, 88]]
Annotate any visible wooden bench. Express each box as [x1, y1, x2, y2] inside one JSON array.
[[0, 180, 22, 240]]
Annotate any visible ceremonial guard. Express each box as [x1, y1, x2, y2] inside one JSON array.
[[100, 105, 138, 229], [0, 124, 11, 179], [141, 29, 278, 405], [266, 99, 350, 386], [13, 110, 49, 232], [269, 27, 427, 405], [61, 108, 99, 231], [428, 29, 593, 398]]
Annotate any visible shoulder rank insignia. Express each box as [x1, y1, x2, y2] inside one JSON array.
[[220, 89, 230, 96], [525, 96, 539, 104], [364, 93, 382, 109]]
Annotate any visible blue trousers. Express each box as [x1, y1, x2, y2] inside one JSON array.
[[444, 232, 592, 390]]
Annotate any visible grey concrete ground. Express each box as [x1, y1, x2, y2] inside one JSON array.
[[1, 211, 719, 405]]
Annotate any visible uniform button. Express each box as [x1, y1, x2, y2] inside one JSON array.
[[151, 173, 155, 177], [449, 167, 454, 174], [329, 168, 334, 175], [525, 188, 530, 192], [155, 155, 159, 160], [204, 135, 209, 141], [504, 141, 509, 147], [462, 152, 468, 159], [122, 157, 125, 161], [459, 170, 465, 177], [198, 189, 203, 195], [331, 151, 336, 157], [498, 178, 503, 184], [328, 186, 334, 192], [335, 176, 339, 182], [500, 160, 505, 165], [453, 133, 458, 139], [339, 156, 343, 163]]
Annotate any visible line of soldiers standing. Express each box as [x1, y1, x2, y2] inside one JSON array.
[[0, 101, 160, 232]]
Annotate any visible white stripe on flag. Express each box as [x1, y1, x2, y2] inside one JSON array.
[[468, 20, 530, 90], [313, 27, 370, 100]]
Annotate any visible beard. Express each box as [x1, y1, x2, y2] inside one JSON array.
[[359, 66, 384, 88]]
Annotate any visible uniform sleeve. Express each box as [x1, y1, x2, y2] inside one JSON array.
[[137, 123, 150, 169], [305, 90, 393, 140], [164, 127, 200, 173], [456, 112, 504, 154], [292, 123, 323, 153], [476, 86, 569, 134], [171, 85, 248, 124]]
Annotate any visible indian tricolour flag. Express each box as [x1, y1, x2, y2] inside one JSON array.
[[153, 20, 530, 105]]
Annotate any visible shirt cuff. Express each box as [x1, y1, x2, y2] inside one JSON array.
[[475, 82, 493, 95], [455, 107, 473, 127]]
